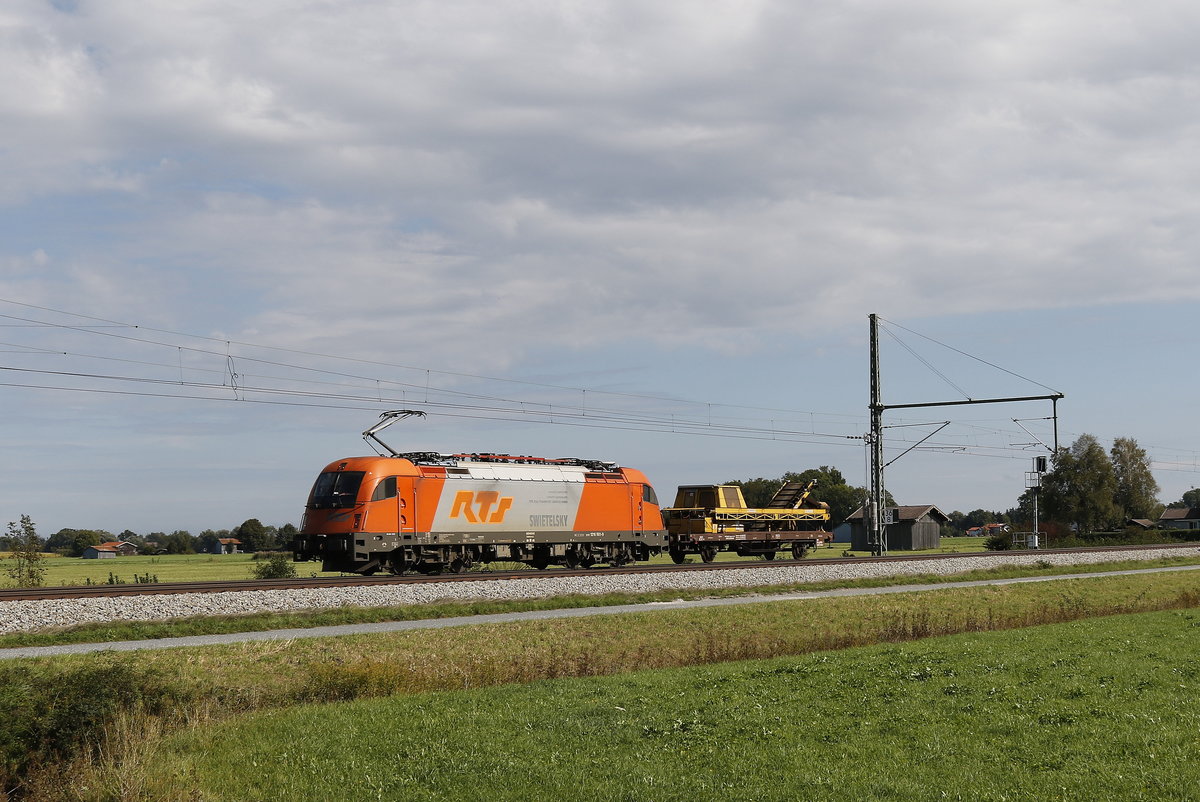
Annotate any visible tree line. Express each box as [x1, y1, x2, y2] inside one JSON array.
[[0, 518, 299, 557], [726, 434, 1186, 539], [948, 435, 1173, 538]]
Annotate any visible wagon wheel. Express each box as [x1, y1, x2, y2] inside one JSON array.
[[448, 556, 470, 574], [531, 550, 551, 570], [699, 545, 718, 563], [564, 550, 581, 570], [669, 548, 687, 565], [761, 551, 776, 561], [791, 543, 809, 559]]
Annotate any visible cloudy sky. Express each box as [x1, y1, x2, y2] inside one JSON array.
[[3, 0, 1199, 536]]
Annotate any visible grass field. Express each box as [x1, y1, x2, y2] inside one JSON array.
[[4, 554, 1199, 650], [1, 551, 338, 586], [0, 536, 1015, 587], [153, 609, 1200, 801], [6, 568, 1200, 799]]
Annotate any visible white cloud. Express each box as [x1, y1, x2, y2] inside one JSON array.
[[2, 0, 1200, 365]]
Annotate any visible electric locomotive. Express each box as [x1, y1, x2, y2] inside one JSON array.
[[293, 451, 667, 574]]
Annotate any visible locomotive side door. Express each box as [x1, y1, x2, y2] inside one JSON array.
[[397, 478, 416, 535], [633, 483, 645, 535]]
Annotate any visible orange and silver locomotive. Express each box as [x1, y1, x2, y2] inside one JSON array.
[[294, 450, 666, 574]]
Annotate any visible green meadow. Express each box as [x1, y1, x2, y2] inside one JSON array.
[[4, 536, 990, 588], [3, 554, 1198, 650], [156, 609, 1200, 801], [4, 568, 1199, 799]]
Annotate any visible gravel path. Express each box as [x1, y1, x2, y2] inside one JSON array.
[[3, 546, 1197, 636], [4, 563, 1200, 660]]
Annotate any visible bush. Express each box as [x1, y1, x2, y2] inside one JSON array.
[[984, 533, 1012, 551], [252, 553, 297, 579]]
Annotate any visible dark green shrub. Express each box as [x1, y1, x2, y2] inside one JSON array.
[[984, 533, 1012, 551], [252, 552, 297, 579]]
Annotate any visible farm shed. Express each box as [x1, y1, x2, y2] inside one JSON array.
[[846, 505, 948, 551], [210, 537, 243, 555], [1158, 508, 1200, 531], [97, 541, 138, 556], [82, 545, 117, 559]]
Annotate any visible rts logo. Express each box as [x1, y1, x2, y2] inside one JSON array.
[[449, 490, 513, 524]]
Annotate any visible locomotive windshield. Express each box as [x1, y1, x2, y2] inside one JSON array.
[[308, 471, 365, 509]]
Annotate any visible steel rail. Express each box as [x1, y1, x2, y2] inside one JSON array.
[[1, 542, 1196, 602]]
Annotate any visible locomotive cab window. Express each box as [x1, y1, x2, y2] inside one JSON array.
[[642, 484, 659, 506], [371, 476, 398, 501], [309, 471, 366, 509]]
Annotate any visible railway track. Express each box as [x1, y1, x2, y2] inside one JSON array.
[[2, 543, 1196, 602]]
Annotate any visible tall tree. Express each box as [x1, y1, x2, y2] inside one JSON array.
[[731, 477, 785, 508], [1041, 434, 1120, 534], [1167, 489, 1200, 510], [67, 530, 103, 557], [1110, 437, 1160, 519], [157, 530, 195, 554], [792, 466, 893, 527], [234, 518, 272, 552], [727, 466, 889, 527], [276, 523, 299, 550], [197, 529, 228, 554]]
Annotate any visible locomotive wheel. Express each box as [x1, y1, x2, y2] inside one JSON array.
[[387, 551, 409, 575], [614, 546, 635, 567], [531, 549, 550, 570], [699, 546, 717, 563], [564, 551, 581, 570], [791, 544, 809, 559], [669, 548, 687, 565], [448, 557, 468, 574]]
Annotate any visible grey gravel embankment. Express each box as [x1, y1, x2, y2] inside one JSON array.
[[2, 547, 1198, 634]]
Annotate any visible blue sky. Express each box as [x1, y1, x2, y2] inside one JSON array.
[[2, 0, 1199, 536]]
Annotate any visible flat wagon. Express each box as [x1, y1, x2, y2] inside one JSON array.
[[662, 480, 832, 563]]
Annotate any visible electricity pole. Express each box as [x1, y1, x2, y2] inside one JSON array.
[[868, 314, 886, 556], [866, 314, 1063, 559]]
